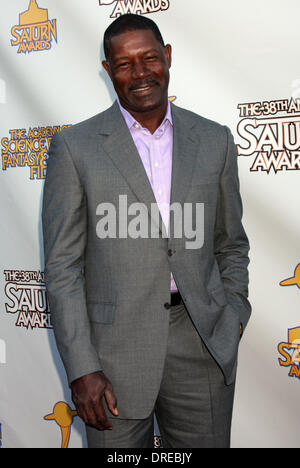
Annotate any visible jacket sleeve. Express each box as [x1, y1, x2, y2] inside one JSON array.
[[214, 126, 252, 332], [42, 131, 102, 385]]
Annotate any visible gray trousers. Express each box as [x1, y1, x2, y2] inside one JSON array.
[[86, 302, 236, 448]]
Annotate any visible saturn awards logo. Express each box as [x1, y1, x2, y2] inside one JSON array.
[[278, 328, 300, 380], [11, 0, 57, 54], [3, 269, 52, 330], [98, 0, 170, 18], [237, 98, 300, 173], [278, 265, 300, 380]]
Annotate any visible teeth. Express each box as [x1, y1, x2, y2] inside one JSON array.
[[133, 86, 151, 92]]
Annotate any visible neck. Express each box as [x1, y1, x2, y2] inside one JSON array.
[[122, 99, 169, 135]]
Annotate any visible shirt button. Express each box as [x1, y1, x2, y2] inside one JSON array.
[[158, 189, 162, 196], [154, 162, 159, 168]]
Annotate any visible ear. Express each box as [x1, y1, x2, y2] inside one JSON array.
[[102, 60, 112, 80], [164, 44, 172, 69]]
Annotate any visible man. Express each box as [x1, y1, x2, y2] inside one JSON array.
[[42, 14, 251, 448]]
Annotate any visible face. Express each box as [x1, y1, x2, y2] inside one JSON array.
[[102, 29, 172, 115]]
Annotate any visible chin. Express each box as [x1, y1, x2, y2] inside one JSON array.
[[133, 96, 166, 113]]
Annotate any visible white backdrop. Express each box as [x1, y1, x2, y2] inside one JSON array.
[[0, 0, 299, 448]]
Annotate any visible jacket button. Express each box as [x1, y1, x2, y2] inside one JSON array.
[[168, 249, 173, 257], [164, 303, 171, 310]]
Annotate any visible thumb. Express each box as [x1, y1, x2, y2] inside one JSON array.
[[104, 385, 119, 417]]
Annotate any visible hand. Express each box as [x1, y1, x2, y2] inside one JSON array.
[[71, 371, 118, 431]]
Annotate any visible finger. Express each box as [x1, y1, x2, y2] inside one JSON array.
[[74, 395, 112, 430], [81, 404, 111, 431], [92, 399, 113, 430], [104, 386, 119, 417]]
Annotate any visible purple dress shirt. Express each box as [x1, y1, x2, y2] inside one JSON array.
[[118, 99, 178, 293]]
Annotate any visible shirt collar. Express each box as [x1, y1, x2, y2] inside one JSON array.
[[117, 98, 173, 133]]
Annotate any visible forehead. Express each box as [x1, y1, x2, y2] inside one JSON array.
[[108, 29, 163, 60]]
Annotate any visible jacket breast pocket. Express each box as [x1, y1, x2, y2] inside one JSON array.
[[87, 302, 116, 324]]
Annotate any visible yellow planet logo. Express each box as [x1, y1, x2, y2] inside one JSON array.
[[280, 264, 300, 289], [44, 402, 77, 448]]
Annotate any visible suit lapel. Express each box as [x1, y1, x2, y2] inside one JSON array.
[[170, 104, 198, 207]]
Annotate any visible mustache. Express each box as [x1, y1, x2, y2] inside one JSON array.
[[129, 78, 159, 91]]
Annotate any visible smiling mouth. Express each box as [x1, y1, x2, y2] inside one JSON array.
[[129, 79, 159, 95], [131, 85, 153, 94]]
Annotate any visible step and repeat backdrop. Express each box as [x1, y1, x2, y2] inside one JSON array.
[[0, 0, 299, 448]]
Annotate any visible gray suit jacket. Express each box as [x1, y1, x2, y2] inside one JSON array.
[[42, 101, 251, 419]]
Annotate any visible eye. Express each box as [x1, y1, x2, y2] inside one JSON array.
[[117, 61, 130, 69]]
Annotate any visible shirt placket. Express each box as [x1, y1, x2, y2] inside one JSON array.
[[151, 130, 170, 235]]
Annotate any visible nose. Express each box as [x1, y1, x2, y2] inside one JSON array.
[[131, 59, 149, 80]]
